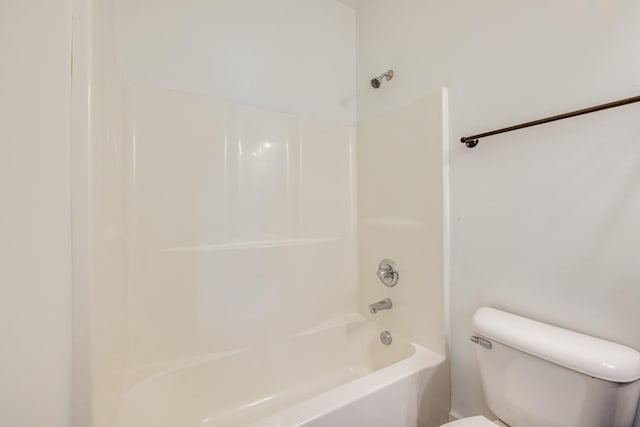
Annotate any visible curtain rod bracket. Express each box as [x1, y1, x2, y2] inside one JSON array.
[[461, 138, 479, 148]]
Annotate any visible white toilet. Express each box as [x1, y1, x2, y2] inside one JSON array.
[[442, 307, 640, 427]]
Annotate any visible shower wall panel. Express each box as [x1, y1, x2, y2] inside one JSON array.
[[126, 86, 357, 374], [357, 91, 447, 356]]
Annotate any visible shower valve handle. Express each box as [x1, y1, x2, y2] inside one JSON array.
[[377, 267, 393, 280], [376, 259, 399, 287]]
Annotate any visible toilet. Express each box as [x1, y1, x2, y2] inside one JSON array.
[[442, 307, 640, 427]]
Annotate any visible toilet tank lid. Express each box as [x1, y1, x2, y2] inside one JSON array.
[[472, 307, 640, 383]]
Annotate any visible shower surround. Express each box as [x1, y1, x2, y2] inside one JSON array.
[[71, 0, 448, 425], [126, 85, 357, 371]]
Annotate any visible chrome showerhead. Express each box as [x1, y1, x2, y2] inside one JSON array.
[[370, 69, 394, 89]]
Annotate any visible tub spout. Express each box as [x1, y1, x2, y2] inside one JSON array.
[[369, 298, 392, 314]]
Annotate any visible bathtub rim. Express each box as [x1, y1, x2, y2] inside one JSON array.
[[247, 342, 446, 427]]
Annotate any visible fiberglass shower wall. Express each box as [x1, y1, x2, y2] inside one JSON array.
[[77, 0, 358, 425], [126, 89, 358, 367]]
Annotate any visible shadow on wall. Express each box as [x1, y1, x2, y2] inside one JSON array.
[[416, 359, 451, 427]]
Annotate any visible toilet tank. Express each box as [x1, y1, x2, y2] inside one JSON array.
[[471, 307, 640, 427]]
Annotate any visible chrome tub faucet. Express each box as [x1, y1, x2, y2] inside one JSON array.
[[369, 298, 392, 314]]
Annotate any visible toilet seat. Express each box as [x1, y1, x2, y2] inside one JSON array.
[[440, 415, 499, 427]]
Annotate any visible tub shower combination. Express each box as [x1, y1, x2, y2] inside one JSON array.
[[85, 15, 449, 420]]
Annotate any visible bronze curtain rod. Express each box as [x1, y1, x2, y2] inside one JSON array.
[[460, 94, 640, 148]]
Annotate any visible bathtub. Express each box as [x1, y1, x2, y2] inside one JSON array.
[[117, 316, 450, 427]]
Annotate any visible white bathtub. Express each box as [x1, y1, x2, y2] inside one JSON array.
[[117, 316, 450, 427]]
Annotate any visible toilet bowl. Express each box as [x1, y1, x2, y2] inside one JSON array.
[[443, 307, 640, 427]]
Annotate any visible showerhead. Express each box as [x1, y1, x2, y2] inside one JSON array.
[[370, 69, 394, 89]]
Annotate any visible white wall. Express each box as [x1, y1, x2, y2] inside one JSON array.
[[0, 1, 72, 426], [357, 0, 640, 422], [114, 0, 356, 125]]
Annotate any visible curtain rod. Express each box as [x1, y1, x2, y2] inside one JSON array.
[[460, 94, 640, 148]]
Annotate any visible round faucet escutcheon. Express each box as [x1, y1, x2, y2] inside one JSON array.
[[377, 259, 399, 287]]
